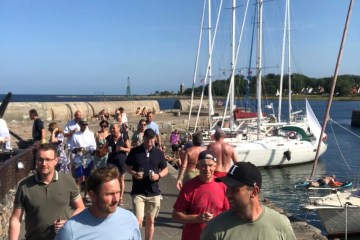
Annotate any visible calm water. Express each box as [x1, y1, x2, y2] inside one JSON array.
[[257, 100, 360, 235], [3, 94, 360, 235]]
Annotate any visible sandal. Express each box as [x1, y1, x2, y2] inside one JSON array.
[[118, 198, 124, 206]]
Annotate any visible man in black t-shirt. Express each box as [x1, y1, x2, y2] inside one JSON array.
[[125, 128, 168, 240]]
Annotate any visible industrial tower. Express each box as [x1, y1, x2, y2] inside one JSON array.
[[126, 77, 132, 100]]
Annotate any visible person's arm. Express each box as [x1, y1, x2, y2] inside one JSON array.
[[9, 208, 23, 240], [150, 166, 169, 181], [118, 139, 131, 153], [231, 147, 239, 163], [70, 196, 85, 217], [172, 209, 212, 224], [156, 134, 162, 147], [176, 151, 189, 190], [41, 128, 46, 142], [125, 163, 143, 180]]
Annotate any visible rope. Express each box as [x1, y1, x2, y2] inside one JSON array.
[[329, 119, 360, 139], [328, 120, 352, 172]]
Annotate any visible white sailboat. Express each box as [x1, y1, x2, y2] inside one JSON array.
[[300, 1, 360, 237], [188, 0, 327, 167]]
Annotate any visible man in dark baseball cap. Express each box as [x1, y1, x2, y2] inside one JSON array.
[[201, 162, 296, 240], [215, 162, 262, 188], [144, 128, 156, 139]]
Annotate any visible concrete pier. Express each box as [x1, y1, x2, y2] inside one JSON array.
[[2, 100, 161, 122], [15, 165, 328, 240]]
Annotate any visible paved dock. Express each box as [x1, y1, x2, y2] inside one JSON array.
[[18, 163, 328, 240]]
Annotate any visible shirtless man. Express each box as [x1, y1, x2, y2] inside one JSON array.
[[176, 132, 205, 190], [207, 128, 238, 177]]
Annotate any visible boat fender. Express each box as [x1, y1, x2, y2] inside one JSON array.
[[284, 150, 291, 160], [288, 131, 296, 139]]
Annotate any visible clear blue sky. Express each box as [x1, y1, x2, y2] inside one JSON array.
[[0, 0, 359, 95]]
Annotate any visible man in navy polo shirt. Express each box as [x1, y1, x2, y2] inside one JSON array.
[[125, 128, 168, 240]]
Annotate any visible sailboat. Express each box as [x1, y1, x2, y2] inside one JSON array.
[[300, 0, 360, 237], [188, 0, 327, 167]]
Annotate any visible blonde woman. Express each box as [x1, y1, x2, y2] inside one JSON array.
[[48, 122, 70, 173]]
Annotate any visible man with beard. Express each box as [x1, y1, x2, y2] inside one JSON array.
[[201, 162, 296, 240], [172, 150, 229, 240], [56, 166, 141, 240]]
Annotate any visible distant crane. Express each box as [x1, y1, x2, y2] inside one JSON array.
[[126, 77, 132, 100]]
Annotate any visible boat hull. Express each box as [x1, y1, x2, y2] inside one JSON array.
[[231, 138, 327, 167], [317, 207, 360, 236]]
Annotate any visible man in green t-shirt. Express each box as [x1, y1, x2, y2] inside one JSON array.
[[9, 143, 85, 240], [201, 162, 297, 240]]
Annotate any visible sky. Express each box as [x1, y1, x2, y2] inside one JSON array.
[[0, 0, 359, 95]]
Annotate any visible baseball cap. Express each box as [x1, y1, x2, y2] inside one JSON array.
[[144, 128, 156, 138], [78, 119, 88, 125], [215, 162, 262, 188], [198, 150, 217, 162]]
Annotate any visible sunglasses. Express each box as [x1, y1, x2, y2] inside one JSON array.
[[101, 125, 108, 128]]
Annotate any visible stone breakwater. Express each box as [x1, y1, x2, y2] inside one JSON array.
[[0, 189, 15, 240], [3, 100, 161, 122]]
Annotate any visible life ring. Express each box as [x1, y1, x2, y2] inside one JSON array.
[[288, 131, 296, 139]]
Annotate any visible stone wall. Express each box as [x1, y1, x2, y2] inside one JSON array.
[[0, 189, 15, 240], [3, 100, 160, 122], [0, 148, 34, 240]]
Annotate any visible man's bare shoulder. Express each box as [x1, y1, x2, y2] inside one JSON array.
[[187, 146, 205, 156]]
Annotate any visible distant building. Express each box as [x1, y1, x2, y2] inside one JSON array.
[[180, 82, 184, 94], [351, 85, 360, 94]]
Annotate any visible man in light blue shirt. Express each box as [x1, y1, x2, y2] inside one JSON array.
[[146, 112, 161, 147], [56, 166, 141, 240]]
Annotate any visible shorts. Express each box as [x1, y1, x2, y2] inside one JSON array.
[[75, 160, 94, 178], [107, 153, 127, 175], [132, 195, 161, 219], [317, 179, 326, 186], [183, 169, 200, 184], [171, 144, 179, 152]]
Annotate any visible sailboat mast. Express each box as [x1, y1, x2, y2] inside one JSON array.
[[229, 0, 236, 130], [287, 0, 292, 121], [208, 0, 214, 125], [310, 0, 354, 179], [256, 0, 263, 139], [187, 0, 207, 131]]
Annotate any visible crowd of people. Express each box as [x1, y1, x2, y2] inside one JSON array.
[[7, 107, 298, 240]]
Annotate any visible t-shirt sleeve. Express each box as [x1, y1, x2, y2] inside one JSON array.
[[173, 189, 189, 213], [65, 175, 81, 200], [125, 149, 134, 166], [13, 182, 25, 209], [36, 119, 44, 130], [158, 151, 167, 169]]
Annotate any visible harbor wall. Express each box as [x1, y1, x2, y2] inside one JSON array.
[[2, 101, 160, 122], [174, 99, 210, 112]]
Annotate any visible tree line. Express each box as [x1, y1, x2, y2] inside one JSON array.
[[180, 73, 360, 97]]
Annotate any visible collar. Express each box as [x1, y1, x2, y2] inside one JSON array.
[[35, 171, 59, 183]]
